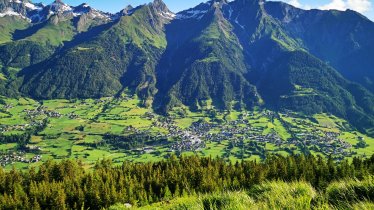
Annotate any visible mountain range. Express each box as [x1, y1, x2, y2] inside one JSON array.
[[0, 0, 374, 134]]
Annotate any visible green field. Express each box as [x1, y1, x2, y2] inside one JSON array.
[[1, 95, 374, 170]]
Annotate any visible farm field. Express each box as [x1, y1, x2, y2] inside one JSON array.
[[1, 95, 373, 170]]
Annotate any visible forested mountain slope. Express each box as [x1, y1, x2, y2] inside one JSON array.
[[0, 0, 373, 132]]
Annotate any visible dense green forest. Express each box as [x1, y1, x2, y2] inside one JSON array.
[[0, 155, 374, 209]]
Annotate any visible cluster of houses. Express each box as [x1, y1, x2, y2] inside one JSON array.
[[3, 104, 13, 110], [292, 131, 352, 158], [0, 152, 42, 167], [25, 145, 42, 152], [24, 106, 63, 118], [1, 98, 362, 162], [142, 111, 357, 159], [1, 103, 82, 134], [0, 104, 66, 134], [169, 131, 205, 152], [0, 121, 45, 133], [94, 98, 112, 104], [68, 113, 79, 119], [144, 112, 157, 120]]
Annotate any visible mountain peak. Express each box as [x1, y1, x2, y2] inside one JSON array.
[[150, 0, 170, 13], [49, 0, 72, 13], [74, 3, 93, 13], [122, 5, 134, 15], [114, 5, 135, 18], [80, 3, 90, 8], [150, 0, 175, 20], [52, 0, 67, 5], [152, 0, 168, 11], [0, 0, 42, 20], [175, 2, 212, 20]]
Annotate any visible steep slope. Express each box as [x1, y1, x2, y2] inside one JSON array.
[[225, 0, 374, 132], [224, 0, 305, 73], [16, 2, 110, 46], [0, 0, 373, 134], [19, 0, 172, 105], [0, 0, 112, 68], [200, 0, 374, 132], [0, 0, 114, 97], [257, 51, 374, 132], [0, 0, 43, 20], [155, 0, 261, 112], [264, 1, 374, 92], [0, 16, 30, 44]]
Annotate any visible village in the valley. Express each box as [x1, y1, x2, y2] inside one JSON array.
[[0, 98, 370, 167], [109, 109, 362, 162], [152, 111, 357, 161]]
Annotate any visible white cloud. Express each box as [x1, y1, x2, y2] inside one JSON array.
[[346, 0, 372, 13], [318, 0, 372, 13], [287, 0, 302, 8], [284, 0, 372, 16], [318, 0, 347, 11]]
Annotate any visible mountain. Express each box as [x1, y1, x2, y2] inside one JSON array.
[[0, 0, 112, 69], [155, 0, 261, 111], [19, 0, 171, 104], [0, 0, 374, 134], [264, 1, 374, 92], [0, 0, 111, 23]]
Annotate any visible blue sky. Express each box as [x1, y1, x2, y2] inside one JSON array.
[[39, 0, 374, 21]]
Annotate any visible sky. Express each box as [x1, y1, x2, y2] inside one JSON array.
[[39, 0, 374, 21]]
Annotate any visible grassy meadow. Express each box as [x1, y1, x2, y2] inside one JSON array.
[[1, 95, 374, 170], [109, 178, 374, 210]]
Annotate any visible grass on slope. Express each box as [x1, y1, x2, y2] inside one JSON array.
[[115, 7, 167, 49], [340, 132, 374, 158], [326, 178, 374, 209], [135, 192, 253, 210], [26, 21, 76, 46], [0, 16, 29, 44], [109, 179, 374, 209]]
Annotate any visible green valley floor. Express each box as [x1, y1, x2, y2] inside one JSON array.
[[0, 95, 373, 170]]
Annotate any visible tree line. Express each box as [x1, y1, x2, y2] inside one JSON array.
[[0, 154, 374, 209]]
